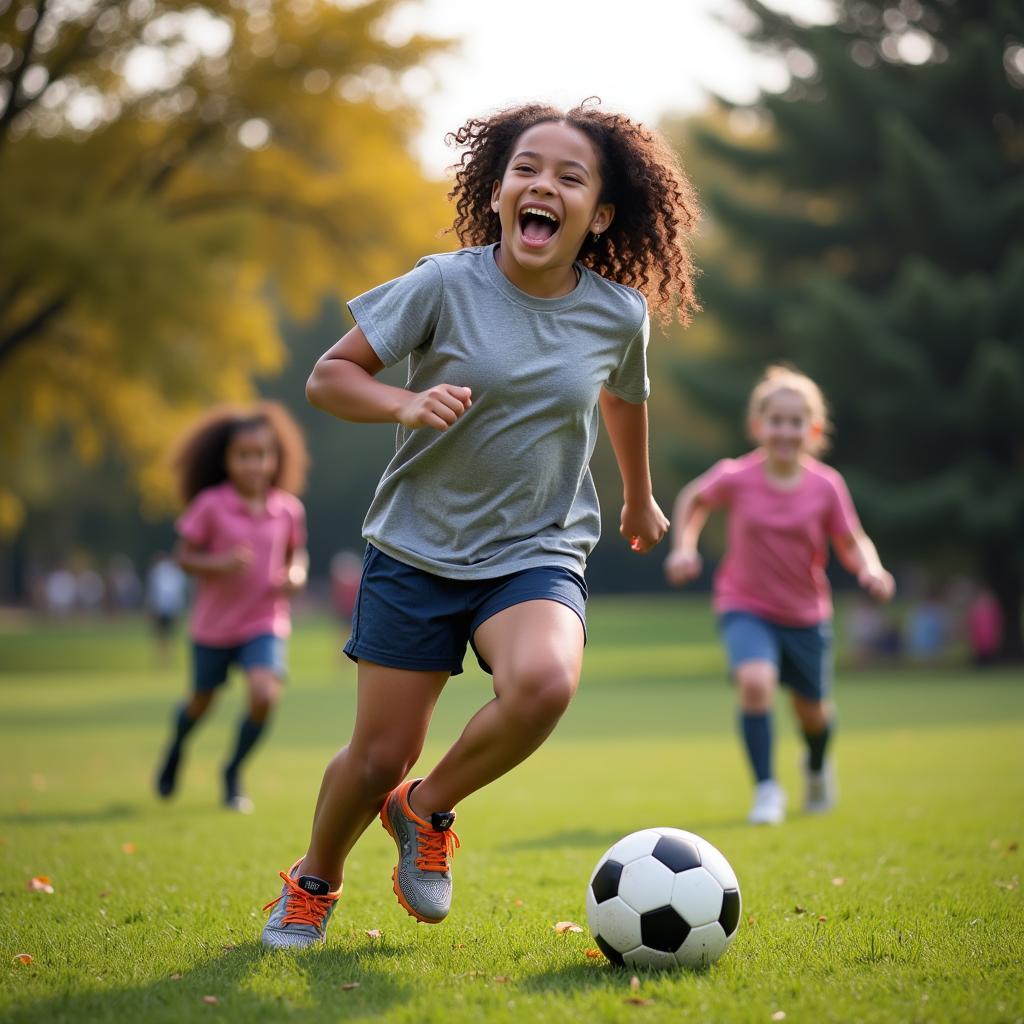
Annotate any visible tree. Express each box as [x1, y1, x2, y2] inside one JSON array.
[[0, 0, 450, 537], [667, 0, 1024, 658]]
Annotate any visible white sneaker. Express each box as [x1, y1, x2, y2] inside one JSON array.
[[803, 758, 836, 814], [748, 780, 786, 825]]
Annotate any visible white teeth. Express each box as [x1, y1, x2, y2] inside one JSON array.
[[521, 207, 559, 223]]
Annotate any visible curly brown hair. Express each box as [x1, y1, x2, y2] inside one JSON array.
[[445, 99, 700, 325], [172, 401, 309, 505]]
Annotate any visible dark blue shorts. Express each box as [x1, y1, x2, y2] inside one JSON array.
[[192, 634, 287, 692], [719, 611, 832, 701], [343, 545, 588, 676]]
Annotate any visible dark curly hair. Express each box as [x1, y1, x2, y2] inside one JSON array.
[[172, 401, 309, 505], [445, 99, 700, 325]]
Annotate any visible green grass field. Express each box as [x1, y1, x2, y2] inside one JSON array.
[[1, 598, 1022, 1023]]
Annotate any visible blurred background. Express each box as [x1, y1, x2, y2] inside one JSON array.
[[1, 0, 1020, 663]]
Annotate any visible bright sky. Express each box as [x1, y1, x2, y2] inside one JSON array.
[[395, 0, 835, 175]]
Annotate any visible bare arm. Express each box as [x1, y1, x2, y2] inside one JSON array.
[[276, 546, 309, 596], [174, 539, 249, 579], [663, 480, 710, 586], [834, 530, 895, 601], [306, 325, 471, 431], [598, 389, 669, 553]]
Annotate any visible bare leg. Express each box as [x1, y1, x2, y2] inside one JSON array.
[[791, 692, 831, 734], [735, 660, 777, 784], [411, 601, 584, 818], [301, 662, 448, 887]]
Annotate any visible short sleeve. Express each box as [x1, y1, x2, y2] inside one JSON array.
[[825, 471, 862, 540], [176, 492, 213, 548], [605, 310, 650, 403], [347, 258, 444, 367], [693, 459, 738, 509]]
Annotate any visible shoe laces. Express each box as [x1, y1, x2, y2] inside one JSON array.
[[262, 871, 339, 928], [415, 822, 460, 873]]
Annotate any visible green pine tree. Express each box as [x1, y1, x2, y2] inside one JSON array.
[[668, 0, 1024, 658]]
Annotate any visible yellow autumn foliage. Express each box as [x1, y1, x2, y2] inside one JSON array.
[[0, 0, 452, 524]]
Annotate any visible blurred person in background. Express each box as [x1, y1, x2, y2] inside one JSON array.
[[154, 403, 310, 813], [145, 552, 188, 667], [665, 366, 895, 825]]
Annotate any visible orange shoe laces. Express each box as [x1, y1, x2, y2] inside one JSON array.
[[262, 871, 340, 928], [415, 822, 460, 873]]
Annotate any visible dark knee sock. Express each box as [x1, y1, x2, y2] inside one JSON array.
[[170, 702, 201, 751], [803, 720, 834, 773], [224, 716, 267, 781], [740, 711, 773, 783]]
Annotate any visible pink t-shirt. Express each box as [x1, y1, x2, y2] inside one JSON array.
[[695, 451, 861, 627], [176, 482, 307, 646]]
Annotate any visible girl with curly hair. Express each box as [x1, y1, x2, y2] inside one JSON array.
[[261, 100, 700, 948], [665, 367, 894, 825], [155, 402, 309, 814]]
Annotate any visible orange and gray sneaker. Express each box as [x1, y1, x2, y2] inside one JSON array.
[[380, 779, 459, 923], [261, 859, 341, 949]]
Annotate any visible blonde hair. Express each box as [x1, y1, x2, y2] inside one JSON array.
[[747, 365, 831, 456]]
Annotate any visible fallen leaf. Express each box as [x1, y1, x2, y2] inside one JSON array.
[[553, 921, 584, 934], [493, 975, 510, 983], [27, 876, 54, 894], [793, 906, 806, 914], [121, 843, 137, 855], [831, 877, 845, 887], [771, 1013, 787, 1022], [630, 975, 641, 992], [170, 973, 182, 981], [99, 891, 110, 899], [585, 948, 602, 959], [1009, 841, 1019, 852], [365, 929, 382, 939], [818, 915, 828, 923], [747, 915, 758, 925], [514, 898, 524, 907], [624, 997, 655, 1006], [13, 953, 33, 965], [340, 982, 360, 991], [202, 995, 219, 1005], [456, 943, 466, 949]]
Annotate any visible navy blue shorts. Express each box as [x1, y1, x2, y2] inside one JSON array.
[[343, 545, 588, 676], [719, 611, 832, 701], [192, 634, 287, 692]]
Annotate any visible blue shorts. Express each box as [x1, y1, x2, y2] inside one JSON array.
[[719, 611, 832, 702], [192, 634, 287, 692], [343, 544, 588, 676]]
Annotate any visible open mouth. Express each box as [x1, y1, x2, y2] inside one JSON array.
[[518, 206, 560, 247]]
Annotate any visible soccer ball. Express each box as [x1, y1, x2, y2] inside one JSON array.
[[585, 827, 741, 970]]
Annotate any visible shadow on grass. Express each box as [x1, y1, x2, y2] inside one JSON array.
[[0, 802, 142, 827], [5, 942, 414, 1024], [507, 818, 750, 852]]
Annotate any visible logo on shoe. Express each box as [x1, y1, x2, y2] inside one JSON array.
[[431, 811, 456, 831], [300, 877, 329, 894]]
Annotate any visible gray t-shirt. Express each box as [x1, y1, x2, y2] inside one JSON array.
[[348, 243, 649, 580]]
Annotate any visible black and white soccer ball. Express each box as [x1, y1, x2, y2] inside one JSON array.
[[586, 827, 741, 970]]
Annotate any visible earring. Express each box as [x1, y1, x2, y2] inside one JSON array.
[[592, 232, 602, 243]]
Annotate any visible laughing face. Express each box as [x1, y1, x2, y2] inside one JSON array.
[[490, 120, 614, 297]]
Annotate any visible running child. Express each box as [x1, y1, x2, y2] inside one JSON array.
[[261, 100, 700, 948], [155, 403, 309, 813], [664, 366, 894, 825]]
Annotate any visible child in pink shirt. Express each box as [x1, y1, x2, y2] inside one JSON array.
[[155, 403, 309, 813], [665, 366, 894, 824]]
